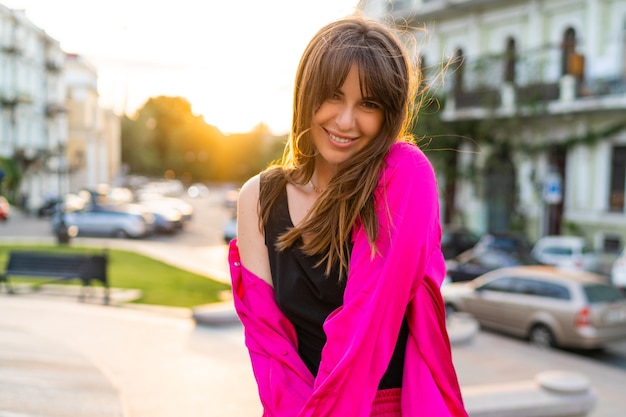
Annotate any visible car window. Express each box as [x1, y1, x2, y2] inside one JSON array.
[[469, 251, 507, 268], [526, 279, 570, 299], [584, 284, 625, 303], [541, 246, 574, 256], [479, 277, 516, 292], [494, 277, 570, 299]]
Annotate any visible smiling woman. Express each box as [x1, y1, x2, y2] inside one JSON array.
[[4, 0, 359, 134]]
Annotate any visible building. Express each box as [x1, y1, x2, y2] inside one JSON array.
[[0, 3, 121, 213], [65, 53, 121, 194], [0, 5, 67, 211], [361, 0, 626, 251]]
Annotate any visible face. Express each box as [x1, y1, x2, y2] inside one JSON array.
[[311, 63, 384, 171]]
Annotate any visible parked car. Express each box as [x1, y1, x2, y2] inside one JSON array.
[[611, 249, 626, 292], [441, 226, 480, 259], [52, 204, 155, 239], [473, 231, 532, 253], [36, 197, 62, 217], [135, 192, 194, 223], [146, 205, 183, 234], [0, 196, 10, 221], [531, 235, 599, 272], [223, 217, 237, 243], [187, 183, 210, 198], [442, 265, 626, 349], [446, 247, 540, 283]]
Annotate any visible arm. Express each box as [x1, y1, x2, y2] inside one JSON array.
[[298, 143, 444, 416], [236, 174, 272, 287], [231, 175, 314, 415]]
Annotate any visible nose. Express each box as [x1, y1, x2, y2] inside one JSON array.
[[335, 104, 355, 130]]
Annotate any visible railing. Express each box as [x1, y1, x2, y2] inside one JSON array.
[[444, 44, 626, 112]]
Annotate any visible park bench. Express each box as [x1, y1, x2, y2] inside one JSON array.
[[0, 251, 109, 304]]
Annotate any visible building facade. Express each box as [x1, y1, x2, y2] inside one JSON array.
[[0, 3, 121, 213], [361, 0, 626, 251]]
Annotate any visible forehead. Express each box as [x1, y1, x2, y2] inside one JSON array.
[[332, 63, 374, 96]]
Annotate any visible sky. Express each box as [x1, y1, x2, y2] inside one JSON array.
[[3, 0, 360, 134]]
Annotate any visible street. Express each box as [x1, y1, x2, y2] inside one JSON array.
[[2, 185, 626, 371], [2, 185, 626, 417]]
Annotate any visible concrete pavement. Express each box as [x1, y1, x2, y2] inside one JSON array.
[[1, 225, 626, 415]]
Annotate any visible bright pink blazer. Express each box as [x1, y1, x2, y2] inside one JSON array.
[[229, 142, 468, 416]]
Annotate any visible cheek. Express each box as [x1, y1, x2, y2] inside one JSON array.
[[313, 103, 333, 125], [362, 113, 384, 137]]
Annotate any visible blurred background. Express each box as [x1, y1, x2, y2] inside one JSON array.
[[1, 0, 626, 285]]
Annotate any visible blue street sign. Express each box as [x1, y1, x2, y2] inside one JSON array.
[[543, 172, 562, 205]]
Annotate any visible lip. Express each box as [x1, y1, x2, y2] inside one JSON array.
[[325, 129, 357, 147]]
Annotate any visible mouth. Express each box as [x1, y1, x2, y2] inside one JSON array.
[[327, 130, 355, 144]]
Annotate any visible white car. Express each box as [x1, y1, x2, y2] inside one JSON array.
[[611, 249, 626, 291], [531, 235, 599, 272]]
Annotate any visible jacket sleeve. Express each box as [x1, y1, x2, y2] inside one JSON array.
[[228, 240, 314, 416], [297, 143, 446, 416]]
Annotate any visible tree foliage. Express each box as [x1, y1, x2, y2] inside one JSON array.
[[121, 96, 286, 184]]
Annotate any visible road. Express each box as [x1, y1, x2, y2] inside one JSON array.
[[2, 185, 626, 371]]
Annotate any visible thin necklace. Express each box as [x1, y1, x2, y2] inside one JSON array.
[[309, 180, 325, 193]]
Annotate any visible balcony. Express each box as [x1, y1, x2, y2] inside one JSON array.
[[388, 0, 506, 23], [440, 46, 626, 121], [1, 44, 23, 55], [0, 91, 34, 108], [46, 103, 68, 117], [46, 58, 64, 72]]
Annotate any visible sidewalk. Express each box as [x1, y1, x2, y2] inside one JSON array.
[[1, 234, 626, 416]]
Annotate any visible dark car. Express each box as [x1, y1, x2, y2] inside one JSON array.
[[37, 198, 62, 217], [441, 227, 480, 259], [473, 232, 532, 253], [446, 247, 540, 283]]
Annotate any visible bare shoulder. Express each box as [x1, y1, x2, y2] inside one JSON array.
[[238, 174, 261, 212], [236, 174, 273, 286]]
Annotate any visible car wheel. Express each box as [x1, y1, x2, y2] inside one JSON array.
[[112, 229, 129, 239], [529, 324, 555, 349]]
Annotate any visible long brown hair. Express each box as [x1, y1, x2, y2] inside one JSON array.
[[260, 15, 420, 277]]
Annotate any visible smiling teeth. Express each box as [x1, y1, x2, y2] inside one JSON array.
[[329, 133, 351, 143]]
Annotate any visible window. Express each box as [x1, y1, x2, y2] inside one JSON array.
[[561, 27, 584, 80], [534, 281, 570, 300], [504, 37, 516, 83], [584, 284, 625, 303], [453, 48, 465, 94], [480, 277, 515, 293], [509, 277, 570, 300], [609, 145, 626, 212], [542, 246, 574, 256]]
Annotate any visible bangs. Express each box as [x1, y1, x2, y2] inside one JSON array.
[[313, 40, 408, 115]]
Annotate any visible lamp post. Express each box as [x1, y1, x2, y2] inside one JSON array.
[[54, 143, 72, 244]]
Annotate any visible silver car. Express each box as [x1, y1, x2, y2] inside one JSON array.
[[52, 204, 155, 239], [442, 265, 626, 349]]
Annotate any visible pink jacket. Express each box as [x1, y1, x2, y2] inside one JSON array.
[[229, 142, 468, 416]]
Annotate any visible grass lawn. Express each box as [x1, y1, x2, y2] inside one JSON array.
[[0, 244, 231, 308]]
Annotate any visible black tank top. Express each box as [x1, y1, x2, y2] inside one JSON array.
[[262, 176, 408, 389]]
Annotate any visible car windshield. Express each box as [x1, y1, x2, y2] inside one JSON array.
[[584, 284, 625, 303]]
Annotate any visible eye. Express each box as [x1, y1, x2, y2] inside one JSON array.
[[328, 91, 342, 101], [362, 100, 382, 111]]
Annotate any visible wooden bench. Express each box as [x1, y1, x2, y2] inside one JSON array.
[[0, 251, 109, 304]]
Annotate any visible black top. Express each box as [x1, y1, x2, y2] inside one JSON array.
[[262, 176, 408, 389]]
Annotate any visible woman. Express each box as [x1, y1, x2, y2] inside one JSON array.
[[230, 14, 468, 417]]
